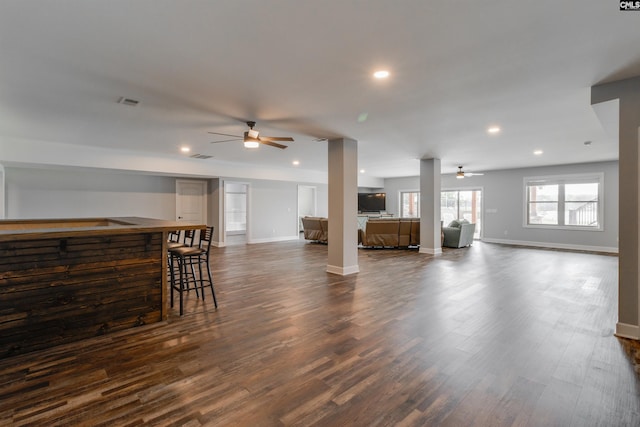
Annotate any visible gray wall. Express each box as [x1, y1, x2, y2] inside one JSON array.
[[3, 166, 329, 245], [5, 167, 176, 219], [242, 178, 328, 243], [383, 161, 619, 252], [380, 177, 420, 216]]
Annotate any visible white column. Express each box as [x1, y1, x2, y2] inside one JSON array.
[[592, 76, 640, 340], [419, 158, 442, 255], [327, 138, 359, 275]]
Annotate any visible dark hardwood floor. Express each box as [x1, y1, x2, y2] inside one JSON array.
[[1, 241, 638, 426]]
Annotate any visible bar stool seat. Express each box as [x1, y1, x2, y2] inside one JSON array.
[[169, 226, 217, 315]]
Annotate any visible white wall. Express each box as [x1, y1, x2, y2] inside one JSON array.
[[5, 167, 176, 219], [383, 161, 619, 252]]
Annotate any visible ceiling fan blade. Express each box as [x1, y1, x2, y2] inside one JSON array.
[[260, 140, 288, 149], [259, 136, 294, 142], [208, 131, 242, 138], [467, 172, 484, 176], [210, 138, 242, 143]]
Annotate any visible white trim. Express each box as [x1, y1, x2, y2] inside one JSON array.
[[615, 322, 640, 340], [248, 235, 300, 244], [419, 247, 443, 255], [482, 237, 618, 254], [326, 264, 360, 275], [212, 241, 226, 247]]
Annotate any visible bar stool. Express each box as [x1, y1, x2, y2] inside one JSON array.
[[167, 230, 184, 289], [169, 226, 217, 315], [167, 230, 183, 249]]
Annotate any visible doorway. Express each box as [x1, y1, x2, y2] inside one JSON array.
[[224, 182, 249, 245], [441, 188, 482, 238], [297, 185, 317, 235]]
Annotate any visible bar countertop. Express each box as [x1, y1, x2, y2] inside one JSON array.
[[0, 216, 204, 241]]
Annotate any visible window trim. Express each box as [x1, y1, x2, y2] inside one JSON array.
[[523, 173, 604, 231]]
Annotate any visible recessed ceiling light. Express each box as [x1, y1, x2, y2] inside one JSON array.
[[533, 150, 543, 155], [584, 140, 592, 146], [180, 146, 191, 153], [487, 126, 501, 134], [292, 160, 300, 166], [373, 70, 390, 79], [360, 169, 366, 174]]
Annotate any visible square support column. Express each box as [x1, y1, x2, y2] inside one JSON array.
[[592, 76, 640, 340], [419, 158, 442, 255], [327, 138, 359, 275]]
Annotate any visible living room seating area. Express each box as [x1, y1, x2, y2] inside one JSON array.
[[302, 216, 476, 249], [359, 218, 420, 248]]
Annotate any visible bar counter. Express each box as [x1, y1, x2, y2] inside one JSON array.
[[0, 217, 203, 358]]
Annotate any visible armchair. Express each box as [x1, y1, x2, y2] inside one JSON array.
[[442, 219, 476, 248]]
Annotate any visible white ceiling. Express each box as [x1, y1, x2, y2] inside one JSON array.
[[1, 1, 639, 179]]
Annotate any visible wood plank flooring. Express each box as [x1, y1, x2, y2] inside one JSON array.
[[0, 240, 638, 426]]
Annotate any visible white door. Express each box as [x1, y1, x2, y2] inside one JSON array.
[[176, 180, 207, 224]]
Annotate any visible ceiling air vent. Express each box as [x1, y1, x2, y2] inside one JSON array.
[[117, 97, 140, 107], [190, 154, 212, 159]]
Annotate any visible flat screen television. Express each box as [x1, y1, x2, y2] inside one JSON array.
[[358, 193, 386, 213]]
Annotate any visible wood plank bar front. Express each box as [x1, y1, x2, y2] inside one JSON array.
[[0, 217, 203, 359]]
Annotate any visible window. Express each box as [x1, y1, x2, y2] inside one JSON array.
[[525, 174, 602, 230], [400, 191, 420, 217], [441, 189, 482, 239]]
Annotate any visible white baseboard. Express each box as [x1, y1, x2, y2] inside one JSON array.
[[326, 264, 360, 275], [481, 237, 618, 254], [247, 235, 300, 244], [615, 322, 640, 340], [212, 241, 225, 247], [419, 247, 442, 255]]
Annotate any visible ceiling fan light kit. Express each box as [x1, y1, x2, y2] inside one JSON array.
[[209, 121, 294, 150]]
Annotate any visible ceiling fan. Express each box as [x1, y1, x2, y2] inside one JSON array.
[[208, 121, 294, 149], [456, 166, 484, 179]]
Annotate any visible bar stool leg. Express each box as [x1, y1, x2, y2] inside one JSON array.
[[169, 253, 175, 309], [178, 257, 185, 316], [206, 262, 217, 308]]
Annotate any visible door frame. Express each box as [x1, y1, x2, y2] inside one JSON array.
[[223, 181, 250, 244], [297, 185, 317, 232]]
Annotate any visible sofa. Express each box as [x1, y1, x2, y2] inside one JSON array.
[[359, 218, 420, 248], [301, 216, 328, 243], [442, 219, 476, 248]]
